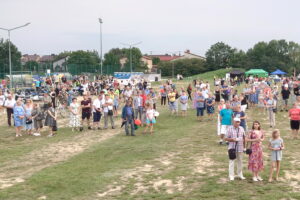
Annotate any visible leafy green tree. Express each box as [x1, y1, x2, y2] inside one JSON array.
[[103, 48, 123, 66], [67, 50, 99, 65], [158, 59, 206, 77], [229, 49, 249, 69], [205, 42, 234, 70], [123, 47, 145, 72], [0, 38, 22, 73], [246, 40, 294, 72], [103, 47, 145, 72], [23, 61, 38, 71], [54, 51, 71, 61], [152, 57, 160, 65]]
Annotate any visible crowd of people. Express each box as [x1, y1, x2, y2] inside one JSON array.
[[1, 74, 299, 183], [0, 75, 159, 137]]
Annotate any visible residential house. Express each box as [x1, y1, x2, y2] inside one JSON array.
[[172, 50, 206, 61], [119, 56, 153, 72], [39, 55, 54, 63], [21, 54, 40, 65], [141, 56, 153, 72], [52, 56, 69, 72], [148, 54, 181, 62]]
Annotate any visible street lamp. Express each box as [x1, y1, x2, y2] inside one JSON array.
[[0, 22, 30, 90], [167, 51, 181, 79], [121, 41, 142, 73], [98, 18, 103, 75]]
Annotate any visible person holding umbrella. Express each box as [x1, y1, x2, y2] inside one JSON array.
[[122, 100, 135, 136]]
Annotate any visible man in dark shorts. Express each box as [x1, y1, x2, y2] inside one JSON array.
[[81, 94, 92, 130], [281, 86, 290, 112]]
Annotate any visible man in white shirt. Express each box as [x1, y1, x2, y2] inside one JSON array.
[[123, 86, 133, 101], [103, 94, 115, 129], [93, 94, 103, 130], [4, 94, 16, 126]]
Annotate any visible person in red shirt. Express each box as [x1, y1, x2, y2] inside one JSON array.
[[289, 103, 300, 139]]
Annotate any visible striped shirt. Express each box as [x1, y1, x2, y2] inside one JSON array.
[[226, 125, 245, 152]]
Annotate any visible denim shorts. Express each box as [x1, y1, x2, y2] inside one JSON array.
[[196, 107, 204, 116]]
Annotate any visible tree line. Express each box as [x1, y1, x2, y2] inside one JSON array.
[[1, 38, 300, 76], [159, 40, 300, 77]]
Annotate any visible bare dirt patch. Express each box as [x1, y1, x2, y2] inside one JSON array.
[[284, 170, 300, 192], [95, 152, 183, 198], [0, 121, 121, 189]]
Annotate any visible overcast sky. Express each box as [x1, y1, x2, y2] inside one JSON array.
[[1, 0, 300, 56]]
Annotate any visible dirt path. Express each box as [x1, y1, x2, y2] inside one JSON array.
[[0, 120, 122, 189]]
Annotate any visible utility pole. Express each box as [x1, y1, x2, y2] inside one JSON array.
[[98, 18, 103, 75], [121, 41, 142, 73]]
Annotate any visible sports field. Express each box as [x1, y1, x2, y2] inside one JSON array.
[[0, 73, 299, 200]]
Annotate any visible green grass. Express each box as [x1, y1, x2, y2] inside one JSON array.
[[187, 68, 244, 80], [0, 73, 299, 199]]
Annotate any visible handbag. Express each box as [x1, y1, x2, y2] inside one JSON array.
[[26, 119, 33, 124], [108, 110, 113, 116], [245, 132, 252, 155], [228, 128, 239, 160], [228, 148, 237, 160], [52, 120, 58, 131]]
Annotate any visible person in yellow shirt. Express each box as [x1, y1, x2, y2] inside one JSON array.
[[168, 89, 176, 115]]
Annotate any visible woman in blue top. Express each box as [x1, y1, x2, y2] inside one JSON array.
[[206, 93, 215, 119], [24, 99, 33, 135], [14, 100, 25, 137]]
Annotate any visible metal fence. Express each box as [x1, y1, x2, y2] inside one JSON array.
[[0, 62, 140, 79]]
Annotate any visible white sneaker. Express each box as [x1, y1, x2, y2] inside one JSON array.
[[33, 133, 41, 136], [257, 176, 263, 181], [252, 177, 258, 182], [238, 176, 246, 180], [229, 176, 235, 181]]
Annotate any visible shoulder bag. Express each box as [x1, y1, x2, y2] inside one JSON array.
[[228, 127, 239, 160], [245, 131, 252, 155]]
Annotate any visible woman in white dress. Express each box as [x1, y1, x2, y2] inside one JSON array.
[[180, 91, 188, 116], [69, 97, 81, 131]]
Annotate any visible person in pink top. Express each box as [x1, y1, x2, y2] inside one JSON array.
[[246, 121, 265, 181], [289, 103, 300, 139]]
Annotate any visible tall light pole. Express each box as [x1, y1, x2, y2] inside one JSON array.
[[98, 18, 103, 75], [0, 22, 30, 90], [167, 51, 181, 79], [121, 41, 142, 73]]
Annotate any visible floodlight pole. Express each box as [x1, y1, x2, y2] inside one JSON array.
[[121, 41, 142, 73], [167, 51, 181, 79], [98, 18, 103, 75], [0, 23, 30, 90]]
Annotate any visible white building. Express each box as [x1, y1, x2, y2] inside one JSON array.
[[52, 56, 69, 72]]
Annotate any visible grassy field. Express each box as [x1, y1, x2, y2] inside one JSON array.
[[0, 73, 299, 200]]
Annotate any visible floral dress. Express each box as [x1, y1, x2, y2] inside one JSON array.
[[248, 130, 264, 172], [69, 103, 81, 128]]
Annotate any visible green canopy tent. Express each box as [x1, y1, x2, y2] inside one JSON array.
[[245, 69, 268, 77]]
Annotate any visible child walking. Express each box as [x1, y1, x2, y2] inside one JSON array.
[[143, 103, 156, 134], [268, 129, 284, 182]]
